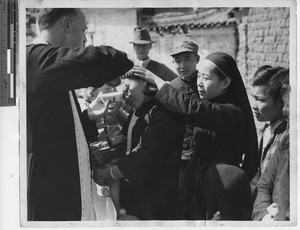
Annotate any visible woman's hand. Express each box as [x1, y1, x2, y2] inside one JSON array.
[[93, 164, 124, 186], [261, 213, 275, 221], [130, 65, 167, 90], [262, 203, 278, 221], [93, 167, 115, 186]]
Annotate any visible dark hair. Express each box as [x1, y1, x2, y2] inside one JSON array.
[[37, 8, 78, 30], [212, 65, 227, 80], [251, 66, 289, 104], [199, 163, 252, 220]]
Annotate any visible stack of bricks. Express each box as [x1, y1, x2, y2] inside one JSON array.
[[236, 17, 248, 89], [245, 7, 289, 80]]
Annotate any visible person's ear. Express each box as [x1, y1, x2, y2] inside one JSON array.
[[223, 77, 231, 90], [62, 17, 71, 33], [277, 98, 284, 111], [196, 55, 200, 63]]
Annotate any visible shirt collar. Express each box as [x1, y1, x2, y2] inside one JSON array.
[[135, 57, 151, 68], [134, 99, 155, 117], [181, 70, 198, 82], [268, 117, 286, 133]]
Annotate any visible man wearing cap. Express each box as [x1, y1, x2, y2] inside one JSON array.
[[168, 41, 200, 214], [130, 28, 177, 82]]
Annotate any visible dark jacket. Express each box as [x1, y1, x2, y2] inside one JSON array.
[[252, 131, 289, 221], [27, 43, 133, 221], [170, 73, 199, 159], [116, 100, 185, 220], [169, 74, 199, 214], [154, 83, 250, 219], [155, 83, 248, 167], [147, 59, 177, 82]]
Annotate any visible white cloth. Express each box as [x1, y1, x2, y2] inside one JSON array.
[[33, 37, 97, 220], [69, 91, 96, 220], [92, 183, 117, 221], [134, 58, 150, 68]]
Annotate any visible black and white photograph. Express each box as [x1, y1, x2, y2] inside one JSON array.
[[0, 0, 298, 229]]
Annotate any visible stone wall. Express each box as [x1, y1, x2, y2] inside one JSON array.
[[236, 7, 290, 133], [243, 7, 290, 80], [236, 21, 248, 87]]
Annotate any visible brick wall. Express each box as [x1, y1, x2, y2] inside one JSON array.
[[243, 7, 289, 82], [236, 21, 248, 88], [236, 7, 290, 133], [148, 7, 290, 90]]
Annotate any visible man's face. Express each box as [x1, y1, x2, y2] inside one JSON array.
[[122, 78, 148, 109], [133, 43, 151, 60], [66, 9, 88, 47], [172, 52, 199, 80]]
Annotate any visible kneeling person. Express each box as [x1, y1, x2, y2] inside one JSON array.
[[93, 72, 185, 220]]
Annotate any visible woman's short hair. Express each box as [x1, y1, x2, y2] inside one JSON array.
[[251, 66, 289, 105], [38, 8, 78, 31], [122, 73, 158, 97]]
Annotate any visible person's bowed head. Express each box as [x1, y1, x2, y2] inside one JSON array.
[[199, 163, 253, 220], [87, 78, 124, 122], [120, 67, 158, 109]]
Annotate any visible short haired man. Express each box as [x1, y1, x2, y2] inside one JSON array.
[[168, 41, 200, 217], [27, 8, 133, 221], [130, 28, 177, 82]]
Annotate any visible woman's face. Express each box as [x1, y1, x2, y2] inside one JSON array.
[[122, 78, 149, 109], [197, 59, 230, 100], [251, 85, 282, 122]]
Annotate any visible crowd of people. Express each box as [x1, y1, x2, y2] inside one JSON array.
[[26, 8, 290, 222]]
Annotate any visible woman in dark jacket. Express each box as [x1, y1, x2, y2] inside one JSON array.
[[131, 52, 258, 220], [92, 74, 185, 220]]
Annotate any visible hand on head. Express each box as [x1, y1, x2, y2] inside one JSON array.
[[129, 65, 166, 90]]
